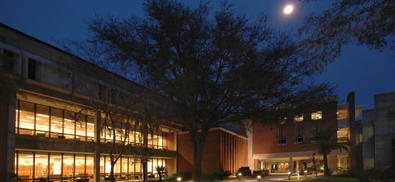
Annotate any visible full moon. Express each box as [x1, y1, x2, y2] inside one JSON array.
[[284, 5, 293, 14]]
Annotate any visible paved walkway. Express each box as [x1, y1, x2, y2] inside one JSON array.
[[245, 174, 323, 182]]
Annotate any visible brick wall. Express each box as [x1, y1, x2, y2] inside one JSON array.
[[253, 102, 338, 155], [177, 128, 248, 175]]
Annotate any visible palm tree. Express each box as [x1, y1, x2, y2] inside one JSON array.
[[298, 128, 353, 176]]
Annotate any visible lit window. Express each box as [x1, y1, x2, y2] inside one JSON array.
[[311, 111, 322, 120], [294, 114, 303, 122]]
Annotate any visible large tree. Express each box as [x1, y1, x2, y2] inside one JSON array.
[[298, 128, 352, 176], [299, 0, 395, 63], [84, 0, 334, 181]]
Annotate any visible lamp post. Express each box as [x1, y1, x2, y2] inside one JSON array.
[[288, 172, 291, 180], [257, 175, 261, 182], [305, 170, 307, 177], [238, 173, 242, 181], [177, 177, 181, 182]]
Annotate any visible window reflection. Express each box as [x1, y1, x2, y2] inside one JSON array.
[[36, 105, 50, 137], [51, 108, 63, 138], [49, 153, 62, 181], [64, 112, 75, 140], [19, 101, 35, 135]]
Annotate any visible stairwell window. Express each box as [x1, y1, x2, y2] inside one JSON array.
[[294, 114, 303, 122], [311, 111, 322, 120]]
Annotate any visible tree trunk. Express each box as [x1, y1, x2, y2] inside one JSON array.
[[192, 144, 204, 182], [323, 154, 329, 176], [143, 162, 147, 181], [111, 161, 115, 182]]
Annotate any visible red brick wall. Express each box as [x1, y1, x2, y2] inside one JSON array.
[[177, 129, 248, 175], [253, 102, 338, 155], [166, 158, 175, 175], [166, 132, 175, 151]]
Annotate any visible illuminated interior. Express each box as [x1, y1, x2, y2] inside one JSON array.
[[311, 111, 322, 120], [16, 151, 167, 181], [15, 100, 169, 149]]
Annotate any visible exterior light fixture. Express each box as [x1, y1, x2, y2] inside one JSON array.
[[177, 177, 181, 182], [305, 170, 307, 177], [238, 173, 242, 181], [288, 171, 291, 180], [257, 175, 261, 182]]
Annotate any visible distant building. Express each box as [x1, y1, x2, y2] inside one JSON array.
[[362, 92, 395, 170]]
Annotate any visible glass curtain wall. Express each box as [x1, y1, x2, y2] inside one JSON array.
[[15, 100, 95, 142]]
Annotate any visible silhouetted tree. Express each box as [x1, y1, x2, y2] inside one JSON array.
[[83, 0, 335, 181], [299, 0, 395, 63]]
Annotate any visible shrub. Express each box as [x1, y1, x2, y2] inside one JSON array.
[[164, 171, 193, 181], [340, 168, 395, 181], [201, 170, 231, 181]]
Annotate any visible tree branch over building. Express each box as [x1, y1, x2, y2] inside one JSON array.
[[299, 0, 395, 64], [76, 0, 336, 181]]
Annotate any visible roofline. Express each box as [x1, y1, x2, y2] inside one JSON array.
[[178, 127, 247, 140], [0, 23, 151, 92]]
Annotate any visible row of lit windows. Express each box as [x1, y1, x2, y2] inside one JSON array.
[[15, 151, 167, 182], [15, 100, 172, 150], [279, 111, 323, 124]]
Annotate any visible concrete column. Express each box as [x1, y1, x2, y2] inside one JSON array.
[[247, 125, 254, 171], [328, 155, 337, 174], [289, 157, 293, 174], [7, 99, 16, 176], [296, 160, 299, 173], [93, 111, 101, 182]]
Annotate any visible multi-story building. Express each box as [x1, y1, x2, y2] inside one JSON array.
[[362, 92, 395, 170], [0, 23, 182, 182], [247, 92, 364, 174], [0, 22, 370, 182]]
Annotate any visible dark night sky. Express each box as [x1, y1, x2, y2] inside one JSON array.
[[1, 0, 394, 120]]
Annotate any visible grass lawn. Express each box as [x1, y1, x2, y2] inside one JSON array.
[[279, 176, 359, 182]]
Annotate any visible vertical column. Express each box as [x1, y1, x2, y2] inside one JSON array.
[[220, 131, 223, 169], [347, 92, 357, 168], [94, 111, 101, 182], [174, 131, 178, 172], [296, 160, 299, 174], [289, 157, 293, 174], [2, 97, 16, 180]]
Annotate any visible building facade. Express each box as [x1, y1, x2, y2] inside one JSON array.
[[1, 23, 371, 182], [362, 92, 395, 170], [0, 23, 181, 182], [177, 128, 248, 175], [248, 92, 364, 174]]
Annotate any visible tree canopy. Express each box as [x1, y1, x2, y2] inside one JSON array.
[[83, 0, 335, 181], [299, 0, 395, 64]]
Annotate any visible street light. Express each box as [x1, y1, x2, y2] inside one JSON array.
[[288, 172, 291, 180], [257, 175, 261, 182], [238, 173, 242, 181], [177, 177, 181, 182], [305, 170, 307, 177]]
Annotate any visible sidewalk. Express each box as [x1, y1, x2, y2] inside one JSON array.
[[245, 174, 323, 182]]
